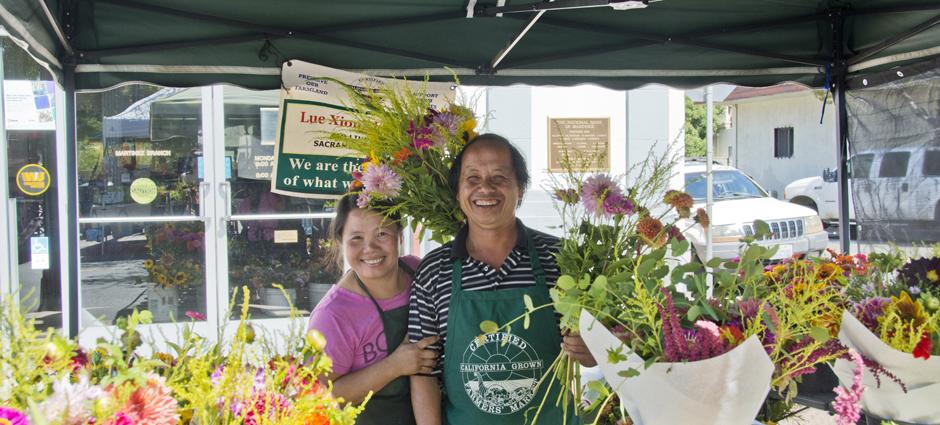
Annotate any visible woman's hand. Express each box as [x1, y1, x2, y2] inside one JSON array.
[[562, 331, 598, 367], [389, 336, 439, 376]]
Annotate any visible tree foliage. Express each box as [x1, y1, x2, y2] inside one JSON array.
[[684, 96, 725, 158]]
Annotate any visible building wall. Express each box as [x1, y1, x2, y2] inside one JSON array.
[[720, 92, 836, 198], [483, 85, 683, 235]]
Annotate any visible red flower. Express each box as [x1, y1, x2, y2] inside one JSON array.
[[913, 332, 932, 360], [185, 310, 206, 321]]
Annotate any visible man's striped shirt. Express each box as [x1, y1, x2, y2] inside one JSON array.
[[407, 220, 560, 375]]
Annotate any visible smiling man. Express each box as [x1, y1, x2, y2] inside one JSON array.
[[408, 134, 595, 425]]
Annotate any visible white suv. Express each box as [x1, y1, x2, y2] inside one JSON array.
[[682, 162, 828, 262], [785, 148, 940, 225]]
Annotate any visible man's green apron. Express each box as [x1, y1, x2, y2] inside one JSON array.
[[443, 235, 579, 425], [353, 259, 417, 425]]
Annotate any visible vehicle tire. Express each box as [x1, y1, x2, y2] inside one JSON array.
[[790, 196, 817, 213]]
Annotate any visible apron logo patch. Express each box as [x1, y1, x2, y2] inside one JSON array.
[[459, 332, 543, 415]]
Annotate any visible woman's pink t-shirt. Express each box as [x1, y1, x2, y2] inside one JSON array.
[[306, 255, 420, 375]]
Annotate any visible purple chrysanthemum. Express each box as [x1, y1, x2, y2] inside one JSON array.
[[580, 174, 622, 216], [853, 297, 890, 332], [602, 192, 635, 216], [361, 164, 402, 198]]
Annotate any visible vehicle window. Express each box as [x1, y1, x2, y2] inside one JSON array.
[[685, 170, 767, 201], [851, 154, 874, 178], [924, 151, 940, 176], [878, 152, 910, 178]]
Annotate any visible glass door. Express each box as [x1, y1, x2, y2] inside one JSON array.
[[215, 85, 339, 336], [76, 84, 219, 348], [1, 37, 66, 330]]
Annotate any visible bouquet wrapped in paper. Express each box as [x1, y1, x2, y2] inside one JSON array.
[[485, 148, 846, 424], [834, 251, 940, 423], [579, 310, 773, 425]]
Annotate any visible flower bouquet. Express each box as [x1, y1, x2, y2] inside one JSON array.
[[834, 250, 940, 423], [491, 148, 846, 425], [329, 79, 476, 242], [0, 288, 363, 424], [143, 223, 206, 321]]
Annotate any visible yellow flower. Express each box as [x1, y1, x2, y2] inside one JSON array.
[[927, 270, 939, 282], [174, 272, 188, 284], [885, 291, 930, 330], [815, 262, 843, 282], [156, 274, 168, 286], [462, 118, 477, 134], [143, 259, 155, 269]]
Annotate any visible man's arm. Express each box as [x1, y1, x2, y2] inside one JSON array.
[[411, 375, 442, 425]]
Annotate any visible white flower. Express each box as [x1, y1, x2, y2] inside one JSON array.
[[37, 375, 103, 425], [0, 362, 14, 400]]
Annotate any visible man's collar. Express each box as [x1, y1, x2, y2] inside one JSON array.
[[450, 219, 528, 259]]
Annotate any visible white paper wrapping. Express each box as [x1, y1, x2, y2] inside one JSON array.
[[833, 310, 940, 423], [579, 310, 774, 425]]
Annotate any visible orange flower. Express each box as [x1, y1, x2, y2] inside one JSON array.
[[694, 208, 709, 228], [637, 216, 666, 248], [664, 190, 694, 218], [393, 147, 413, 164]]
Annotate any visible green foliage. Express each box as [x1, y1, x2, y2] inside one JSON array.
[[683, 96, 725, 158]]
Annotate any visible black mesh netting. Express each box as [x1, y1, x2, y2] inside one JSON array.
[[846, 60, 940, 248]]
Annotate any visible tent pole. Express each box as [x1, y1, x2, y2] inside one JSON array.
[[64, 63, 79, 337], [0, 41, 12, 297], [831, 9, 852, 253]]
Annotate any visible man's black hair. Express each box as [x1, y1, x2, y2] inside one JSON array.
[[447, 133, 530, 204]]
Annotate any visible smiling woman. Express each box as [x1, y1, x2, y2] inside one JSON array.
[[306, 194, 438, 425]]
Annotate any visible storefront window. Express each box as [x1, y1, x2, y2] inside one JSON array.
[[2, 37, 62, 329], [76, 84, 206, 325]]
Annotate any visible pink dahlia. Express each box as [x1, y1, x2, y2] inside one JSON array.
[[0, 407, 28, 425], [118, 375, 178, 425], [360, 164, 402, 198]]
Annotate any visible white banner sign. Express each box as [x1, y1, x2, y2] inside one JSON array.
[[271, 60, 455, 199]]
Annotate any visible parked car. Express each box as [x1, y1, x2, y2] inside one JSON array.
[[682, 162, 828, 262], [785, 147, 940, 225]]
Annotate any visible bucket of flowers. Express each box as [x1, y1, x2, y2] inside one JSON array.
[[835, 250, 940, 423], [143, 222, 205, 322], [0, 288, 363, 424]]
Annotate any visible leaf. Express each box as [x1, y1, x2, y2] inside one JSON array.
[[687, 305, 703, 321], [753, 220, 772, 238], [523, 313, 531, 330], [557, 275, 577, 290], [589, 275, 609, 298], [523, 294, 534, 312], [809, 326, 831, 343], [607, 347, 628, 364], [480, 320, 499, 334], [617, 368, 641, 378], [587, 380, 609, 397], [644, 356, 658, 369], [705, 257, 724, 268], [670, 239, 689, 257]]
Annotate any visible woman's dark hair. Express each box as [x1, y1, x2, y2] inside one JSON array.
[[326, 194, 402, 270], [447, 133, 530, 204]]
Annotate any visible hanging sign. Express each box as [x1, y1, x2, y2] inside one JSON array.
[[271, 60, 454, 199], [15, 164, 51, 196], [3, 81, 55, 131]]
